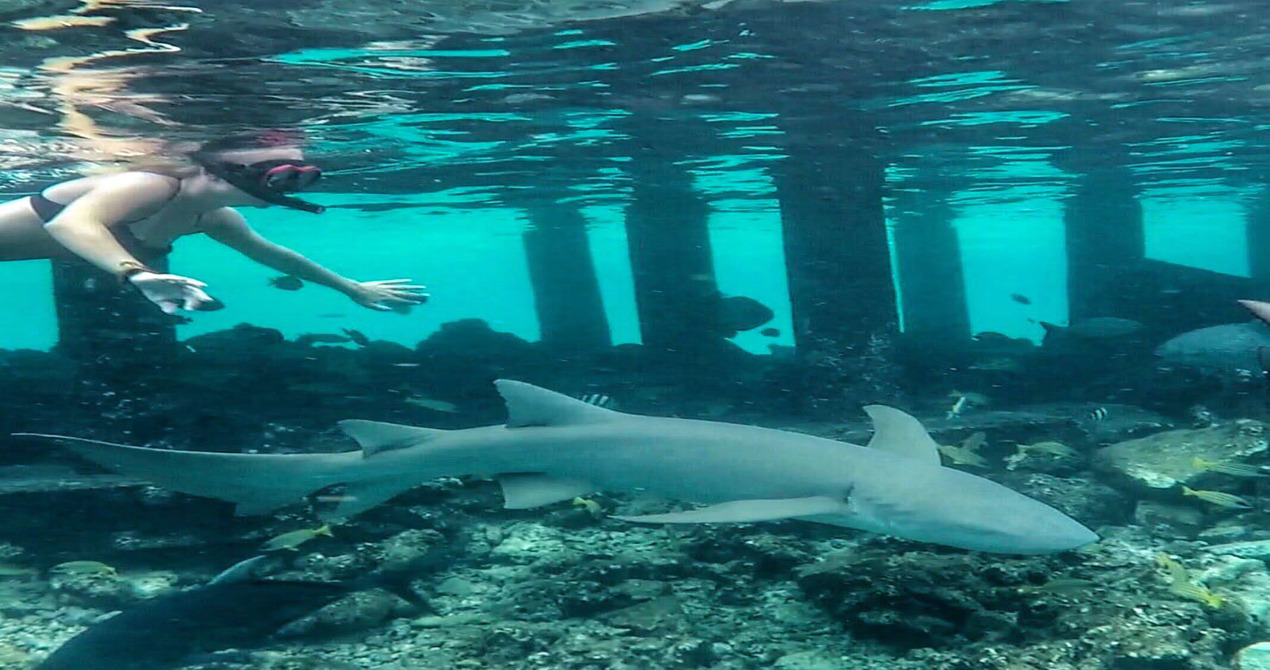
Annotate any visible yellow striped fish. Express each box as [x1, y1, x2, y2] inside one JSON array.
[[1156, 554, 1223, 609], [1181, 486, 1254, 510], [1192, 457, 1267, 478]]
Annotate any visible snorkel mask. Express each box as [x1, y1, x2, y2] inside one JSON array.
[[192, 154, 326, 214]]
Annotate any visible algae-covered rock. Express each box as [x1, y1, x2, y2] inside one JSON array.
[[1205, 540, 1270, 562], [774, 650, 852, 670], [377, 528, 447, 573], [794, 550, 1014, 648], [1002, 472, 1129, 526], [49, 570, 133, 609], [1134, 501, 1205, 537], [1198, 556, 1270, 636], [278, 589, 406, 638], [1237, 642, 1270, 670], [1094, 421, 1269, 491]]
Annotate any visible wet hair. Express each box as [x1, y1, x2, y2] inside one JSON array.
[[78, 130, 307, 180], [196, 129, 307, 158]]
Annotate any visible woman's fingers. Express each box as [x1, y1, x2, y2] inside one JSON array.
[[368, 279, 426, 289]]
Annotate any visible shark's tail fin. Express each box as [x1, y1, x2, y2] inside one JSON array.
[[13, 434, 360, 516]]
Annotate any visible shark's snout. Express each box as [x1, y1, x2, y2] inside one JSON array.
[[853, 468, 1099, 555], [1011, 506, 1099, 555]]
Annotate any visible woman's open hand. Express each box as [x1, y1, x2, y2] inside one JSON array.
[[347, 279, 428, 312], [128, 271, 224, 314]]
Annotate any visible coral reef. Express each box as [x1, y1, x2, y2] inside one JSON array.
[[0, 322, 1266, 668]]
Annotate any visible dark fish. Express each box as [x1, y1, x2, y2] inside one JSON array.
[[760, 327, 780, 337], [38, 577, 348, 669], [37, 556, 431, 670], [717, 296, 774, 335], [343, 328, 370, 347], [268, 276, 303, 291], [1010, 293, 1032, 305], [296, 333, 350, 346], [1156, 323, 1270, 373]]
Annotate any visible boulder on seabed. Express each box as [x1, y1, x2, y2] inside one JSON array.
[[1093, 421, 1269, 492], [1237, 641, 1270, 670]]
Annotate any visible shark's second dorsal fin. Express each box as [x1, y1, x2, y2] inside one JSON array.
[[862, 405, 941, 467], [339, 420, 447, 458], [495, 380, 619, 428]]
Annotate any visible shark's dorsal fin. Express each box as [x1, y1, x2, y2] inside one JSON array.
[[495, 380, 619, 428], [863, 405, 941, 467], [338, 420, 447, 458]]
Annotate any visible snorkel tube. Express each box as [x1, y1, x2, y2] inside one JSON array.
[[191, 152, 326, 214]]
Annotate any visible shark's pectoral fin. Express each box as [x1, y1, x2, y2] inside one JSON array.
[[325, 478, 421, 520], [613, 496, 850, 524], [339, 420, 448, 458], [862, 405, 941, 466], [495, 380, 619, 428], [498, 473, 593, 509]]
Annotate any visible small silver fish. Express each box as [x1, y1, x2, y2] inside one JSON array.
[[405, 395, 460, 413], [262, 525, 333, 552], [1087, 407, 1109, 422], [51, 561, 117, 576]]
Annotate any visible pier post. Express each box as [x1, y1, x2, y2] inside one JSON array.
[[522, 204, 611, 352], [771, 143, 901, 407], [623, 145, 722, 354], [890, 192, 970, 341], [51, 257, 177, 372], [1064, 170, 1145, 321], [1247, 188, 1270, 282]]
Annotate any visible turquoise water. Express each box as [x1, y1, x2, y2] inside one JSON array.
[[4, 1, 1270, 668], [0, 191, 1252, 350]]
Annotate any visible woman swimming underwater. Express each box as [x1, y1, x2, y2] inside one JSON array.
[[0, 135, 426, 314]]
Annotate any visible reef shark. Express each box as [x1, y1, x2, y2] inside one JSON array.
[[16, 380, 1097, 555]]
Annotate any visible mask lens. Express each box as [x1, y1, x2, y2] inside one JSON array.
[[261, 164, 322, 192]]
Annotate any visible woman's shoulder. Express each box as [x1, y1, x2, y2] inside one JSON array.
[[91, 170, 182, 192], [50, 171, 178, 198]]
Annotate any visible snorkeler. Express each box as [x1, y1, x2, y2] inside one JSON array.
[[0, 134, 426, 314]]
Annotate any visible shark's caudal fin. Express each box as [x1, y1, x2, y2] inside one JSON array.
[[862, 405, 941, 466], [495, 380, 621, 427], [13, 434, 359, 516]]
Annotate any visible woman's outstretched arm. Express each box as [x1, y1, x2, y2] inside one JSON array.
[[201, 207, 426, 311], [42, 173, 177, 276], [44, 173, 219, 313]]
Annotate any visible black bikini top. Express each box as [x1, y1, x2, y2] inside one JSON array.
[[31, 176, 182, 261]]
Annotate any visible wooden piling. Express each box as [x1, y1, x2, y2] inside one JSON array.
[[51, 257, 177, 370], [522, 205, 612, 351]]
